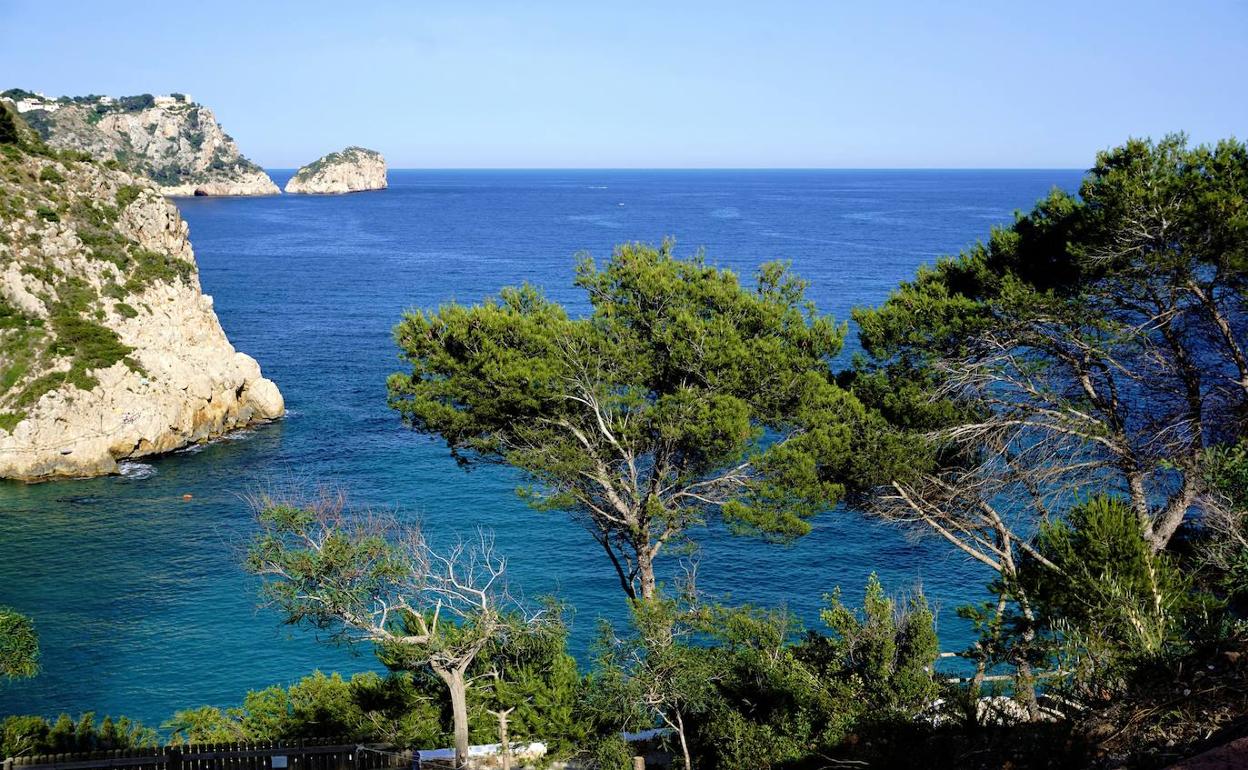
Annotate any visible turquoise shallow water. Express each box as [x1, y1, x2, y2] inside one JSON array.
[[0, 169, 1083, 726]]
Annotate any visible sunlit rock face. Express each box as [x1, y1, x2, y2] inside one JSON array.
[[285, 146, 387, 194], [0, 112, 283, 481], [8, 89, 279, 196]]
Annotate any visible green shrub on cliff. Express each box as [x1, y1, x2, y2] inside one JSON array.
[[0, 106, 20, 145]]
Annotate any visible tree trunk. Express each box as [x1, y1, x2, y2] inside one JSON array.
[[438, 667, 471, 768], [636, 543, 657, 600], [492, 709, 513, 770], [674, 710, 692, 770], [1010, 580, 1042, 721]]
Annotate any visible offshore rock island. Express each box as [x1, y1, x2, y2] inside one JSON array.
[[3, 89, 279, 197], [0, 103, 283, 481], [285, 146, 387, 194]]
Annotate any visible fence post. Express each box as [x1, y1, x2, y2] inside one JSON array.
[[168, 746, 183, 770]]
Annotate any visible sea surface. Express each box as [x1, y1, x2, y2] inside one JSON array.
[[0, 169, 1084, 726]]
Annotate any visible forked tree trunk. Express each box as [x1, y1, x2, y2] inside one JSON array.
[[437, 666, 471, 768], [491, 708, 514, 770]]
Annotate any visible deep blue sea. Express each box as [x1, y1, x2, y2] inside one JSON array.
[[0, 169, 1084, 727]]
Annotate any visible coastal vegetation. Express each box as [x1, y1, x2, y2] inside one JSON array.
[[0, 106, 186, 430], [2, 133, 1246, 768], [0, 608, 38, 681]]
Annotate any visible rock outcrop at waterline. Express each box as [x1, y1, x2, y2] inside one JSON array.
[[0, 104, 284, 481], [3, 89, 279, 196], [285, 146, 386, 194]]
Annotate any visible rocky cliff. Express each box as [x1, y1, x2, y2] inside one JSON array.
[[0, 104, 284, 481], [285, 146, 386, 194], [3, 89, 279, 197]]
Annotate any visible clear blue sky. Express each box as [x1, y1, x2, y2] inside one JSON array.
[[2, 0, 1244, 168]]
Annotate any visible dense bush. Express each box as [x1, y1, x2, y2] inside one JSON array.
[[0, 607, 39, 680], [116, 94, 155, 112], [0, 107, 22, 145], [584, 578, 940, 770], [1028, 498, 1210, 648], [165, 671, 442, 748], [0, 713, 157, 759], [165, 613, 588, 756]]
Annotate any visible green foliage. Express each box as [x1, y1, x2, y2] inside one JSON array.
[[35, 205, 58, 222], [390, 240, 908, 598], [1020, 496, 1218, 694], [1200, 441, 1248, 606], [165, 671, 442, 748], [115, 184, 142, 209], [292, 147, 379, 181], [14, 372, 72, 409], [245, 491, 562, 765], [816, 573, 940, 719], [0, 104, 19, 145], [0, 607, 39, 680], [1205, 441, 1248, 512], [0, 297, 30, 331], [116, 94, 156, 112], [846, 134, 1248, 551], [586, 594, 719, 766], [585, 579, 940, 770], [49, 304, 134, 382], [466, 605, 589, 755], [586, 734, 633, 770], [38, 166, 64, 184], [1, 713, 157, 759], [124, 248, 195, 291]]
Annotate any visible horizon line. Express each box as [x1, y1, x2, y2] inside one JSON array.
[[263, 166, 1088, 172]]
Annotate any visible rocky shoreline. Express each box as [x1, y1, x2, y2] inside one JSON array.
[[0, 104, 284, 481]]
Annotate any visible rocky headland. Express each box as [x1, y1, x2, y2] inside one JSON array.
[[0, 103, 283, 481], [3, 89, 279, 197], [285, 146, 386, 194]]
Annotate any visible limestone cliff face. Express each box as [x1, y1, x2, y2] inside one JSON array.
[[4, 90, 279, 197], [285, 146, 386, 194], [0, 106, 284, 481]]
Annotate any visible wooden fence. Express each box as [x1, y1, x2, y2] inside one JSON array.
[[2, 739, 414, 770]]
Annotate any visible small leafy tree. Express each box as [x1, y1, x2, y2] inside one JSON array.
[[816, 573, 940, 719], [587, 594, 717, 769], [245, 487, 536, 767], [1018, 495, 1217, 700], [584, 577, 941, 770], [0, 607, 39, 681], [389, 240, 904, 600], [467, 604, 588, 760]]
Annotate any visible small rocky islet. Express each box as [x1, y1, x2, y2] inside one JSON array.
[[284, 146, 387, 194]]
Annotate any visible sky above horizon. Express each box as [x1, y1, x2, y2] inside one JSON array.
[[1, 1, 1244, 169]]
